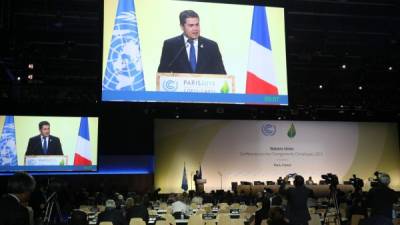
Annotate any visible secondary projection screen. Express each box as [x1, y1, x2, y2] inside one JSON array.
[[155, 119, 400, 192], [102, 0, 288, 105], [0, 115, 98, 172]]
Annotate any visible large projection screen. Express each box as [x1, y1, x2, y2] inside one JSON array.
[[155, 119, 400, 192], [0, 115, 98, 172], [102, 0, 288, 105]]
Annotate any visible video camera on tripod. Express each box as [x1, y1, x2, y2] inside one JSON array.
[[321, 173, 341, 225], [43, 178, 65, 225], [321, 173, 339, 187], [349, 174, 364, 191]]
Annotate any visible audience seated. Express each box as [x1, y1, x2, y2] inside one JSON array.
[[171, 194, 190, 218], [70, 209, 89, 225], [97, 199, 127, 225], [125, 196, 149, 224], [358, 215, 394, 225]]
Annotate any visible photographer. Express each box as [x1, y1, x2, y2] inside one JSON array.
[[366, 172, 397, 220], [279, 174, 314, 225]]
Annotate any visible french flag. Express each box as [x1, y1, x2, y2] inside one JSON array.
[[246, 6, 279, 95], [73, 117, 92, 166]]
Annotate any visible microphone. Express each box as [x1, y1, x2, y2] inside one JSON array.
[[167, 39, 191, 70]]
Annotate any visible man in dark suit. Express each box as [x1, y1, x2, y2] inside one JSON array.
[[193, 170, 201, 193], [25, 121, 63, 156], [366, 173, 397, 220], [279, 175, 314, 225], [0, 172, 36, 225], [158, 10, 226, 74]]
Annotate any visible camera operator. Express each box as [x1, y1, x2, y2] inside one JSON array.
[[279, 174, 314, 225], [366, 172, 397, 220], [348, 175, 368, 218]]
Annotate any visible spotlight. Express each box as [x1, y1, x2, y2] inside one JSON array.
[[388, 66, 393, 71], [358, 86, 363, 90], [318, 84, 323, 89], [340, 105, 344, 108], [28, 63, 34, 69], [27, 74, 33, 80], [17, 76, 21, 81], [341, 64, 347, 69], [175, 115, 180, 119]]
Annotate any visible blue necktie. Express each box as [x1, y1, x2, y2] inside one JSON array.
[[188, 39, 197, 72], [43, 137, 48, 154]]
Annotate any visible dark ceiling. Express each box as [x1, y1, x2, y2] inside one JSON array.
[[0, 0, 399, 121]]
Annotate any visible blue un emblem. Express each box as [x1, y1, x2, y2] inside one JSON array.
[[261, 123, 276, 136], [102, 1, 145, 92]]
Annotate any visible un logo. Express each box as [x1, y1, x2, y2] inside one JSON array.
[[103, 11, 145, 91], [162, 79, 178, 92], [262, 123, 276, 136]]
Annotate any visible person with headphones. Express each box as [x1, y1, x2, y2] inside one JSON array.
[[279, 174, 314, 225]]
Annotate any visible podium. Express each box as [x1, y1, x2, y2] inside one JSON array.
[[196, 179, 207, 192], [157, 73, 235, 93], [25, 155, 68, 166]]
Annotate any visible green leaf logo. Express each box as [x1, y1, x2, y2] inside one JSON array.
[[59, 159, 65, 166], [220, 81, 230, 93], [287, 123, 296, 138]]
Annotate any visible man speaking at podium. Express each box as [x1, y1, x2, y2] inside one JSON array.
[[25, 121, 63, 156], [158, 10, 226, 75]]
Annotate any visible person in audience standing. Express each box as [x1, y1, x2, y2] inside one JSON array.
[[277, 177, 284, 185], [366, 173, 397, 220], [279, 175, 314, 225], [255, 197, 271, 225]]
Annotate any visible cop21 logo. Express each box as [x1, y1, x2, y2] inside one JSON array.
[[261, 122, 296, 138], [162, 79, 178, 92]]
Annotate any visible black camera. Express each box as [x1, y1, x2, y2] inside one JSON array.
[[349, 174, 364, 190], [369, 171, 384, 187], [321, 173, 339, 186]]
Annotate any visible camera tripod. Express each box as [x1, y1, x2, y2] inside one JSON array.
[[43, 192, 64, 225], [322, 184, 342, 225]]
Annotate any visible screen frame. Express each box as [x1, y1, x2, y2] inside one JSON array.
[[100, 0, 290, 106], [0, 114, 99, 172]]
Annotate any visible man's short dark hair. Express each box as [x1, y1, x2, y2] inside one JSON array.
[[39, 121, 50, 130], [7, 172, 36, 194], [294, 175, 305, 187], [179, 10, 199, 26]]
